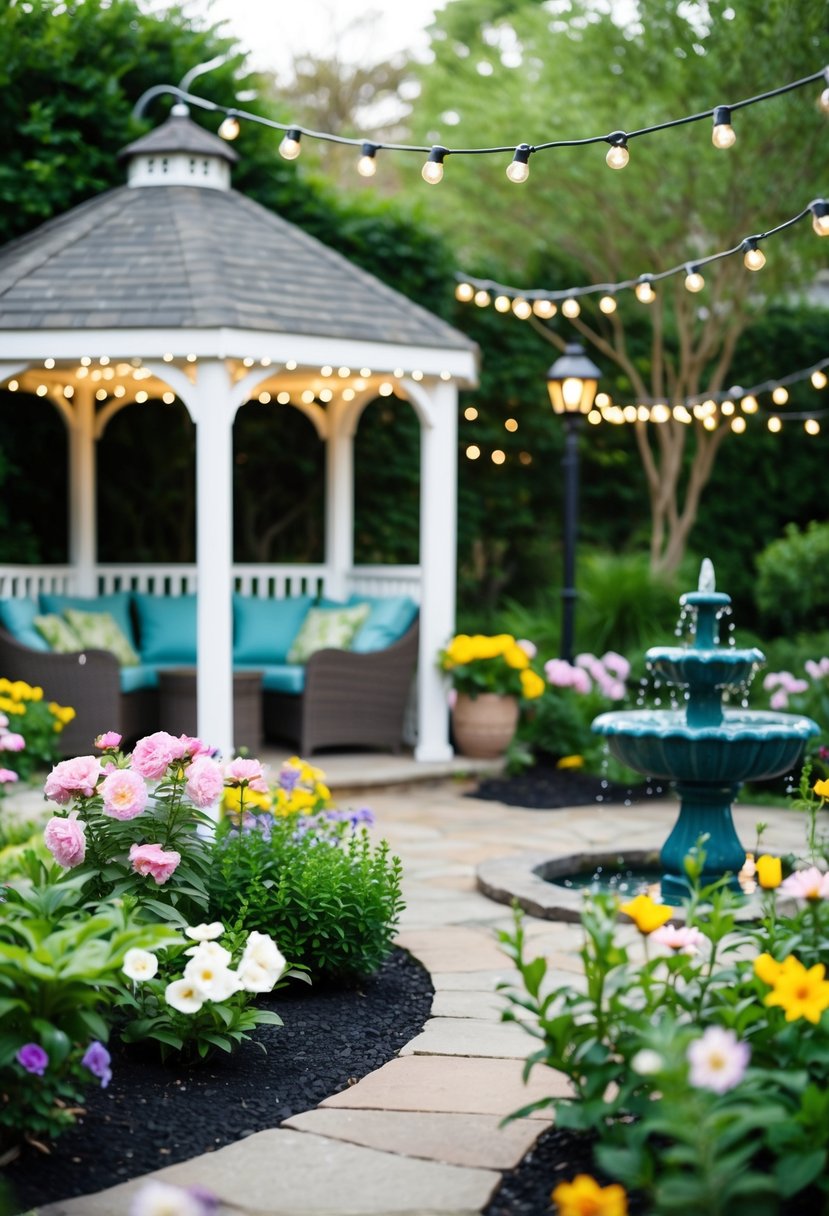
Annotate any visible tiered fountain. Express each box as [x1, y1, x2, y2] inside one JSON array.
[[593, 559, 819, 901]]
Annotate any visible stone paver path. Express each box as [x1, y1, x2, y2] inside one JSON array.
[[33, 775, 806, 1216]]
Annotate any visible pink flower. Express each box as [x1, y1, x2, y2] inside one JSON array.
[[604, 680, 627, 701], [0, 769, 18, 784], [650, 924, 706, 955], [43, 815, 87, 868], [131, 732, 185, 779], [185, 755, 225, 808], [101, 769, 148, 820], [574, 652, 597, 669], [780, 866, 829, 901], [95, 731, 123, 750], [601, 650, 631, 681], [0, 733, 25, 752], [44, 756, 103, 804], [224, 757, 268, 793], [178, 736, 213, 759], [570, 667, 592, 695], [763, 671, 785, 690], [516, 639, 537, 659], [129, 843, 181, 885], [687, 1026, 750, 1094], [770, 689, 789, 710], [805, 660, 822, 681], [545, 659, 577, 688]]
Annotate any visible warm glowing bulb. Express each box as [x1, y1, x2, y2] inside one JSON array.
[[805, 418, 821, 435], [494, 295, 512, 313], [466, 445, 481, 460], [743, 244, 766, 271], [474, 289, 491, 308], [506, 145, 531, 183], [455, 282, 474, 303], [599, 295, 617, 314], [651, 403, 671, 423], [811, 369, 828, 389], [279, 130, 302, 160], [218, 114, 240, 140], [721, 400, 735, 416], [741, 395, 759, 413], [772, 386, 789, 405], [606, 142, 629, 170], [731, 416, 746, 433], [768, 416, 782, 433], [422, 147, 446, 184], [532, 299, 557, 318], [512, 299, 532, 319], [635, 280, 656, 304], [819, 86, 829, 114], [464, 406, 478, 420], [561, 297, 580, 318], [684, 270, 705, 293], [711, 106, 736, 149], [357, 143, 378, 177], [491, 449, 506, 465], [811, 204, 829, 236]]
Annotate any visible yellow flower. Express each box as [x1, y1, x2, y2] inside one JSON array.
[[763, 956, 829, 1024], [619, 893, 673, 935], [10, 680, 31, 702], [814, 778, 829, 799], [520, 669, 545, 700], [552, 1174, 628, 1216], [29, 685, 43, 702], [445, 635, 475, 667], [557, 754, 585, 769], [0, 679, 10, 695], [504, 644, 530, 670], [754, 952, 785, 986], [756, 854, 782, 889]]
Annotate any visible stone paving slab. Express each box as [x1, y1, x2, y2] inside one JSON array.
[[320, 1055, 569, 1118], [431, 989, 517, 1020], [282, 1109, 551, 1170], [430, 969, 521, 991], [400, 1017, 535, 1059], [40, 1129, 501, 1216], [396, 927, 512, 972]]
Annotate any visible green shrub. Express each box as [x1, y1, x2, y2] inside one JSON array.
[[577, 550, 682, 658], [208, 810, 404, 982], [756, 521, 829, 635]]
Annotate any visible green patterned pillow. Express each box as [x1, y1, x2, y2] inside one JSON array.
[[63, 609, 141, 667], [33, 614, 84, 653], [286, 602, 371, 664]]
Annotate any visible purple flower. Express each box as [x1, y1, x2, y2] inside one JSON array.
[[278, 764, 301, 793], [16, 1043, 48, 1076], [82, 1040, 112, 1088]]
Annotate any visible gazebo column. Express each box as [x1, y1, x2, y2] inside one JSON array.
[[68, 381, 97, 595], [414, 380, 458, 762], [324, 397, 353, 602]]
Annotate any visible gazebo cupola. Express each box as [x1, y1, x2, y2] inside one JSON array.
[[121, 102, 237, 190]]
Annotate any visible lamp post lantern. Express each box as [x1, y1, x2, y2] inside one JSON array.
[[545, 343, 602, 663]]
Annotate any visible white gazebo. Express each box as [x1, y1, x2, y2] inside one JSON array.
[[0, 105, 478, 760]]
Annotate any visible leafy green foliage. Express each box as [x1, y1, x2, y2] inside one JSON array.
[[756, 522, 829, 635], [208, 812, 404, 982]]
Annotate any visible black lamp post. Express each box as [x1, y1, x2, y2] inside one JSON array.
[[545, 343, 602, 663]]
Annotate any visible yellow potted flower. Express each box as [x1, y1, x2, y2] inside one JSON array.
[[438, 633, 545, 758]]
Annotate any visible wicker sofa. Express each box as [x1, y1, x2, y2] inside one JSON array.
[[0, 592, 419, 758]]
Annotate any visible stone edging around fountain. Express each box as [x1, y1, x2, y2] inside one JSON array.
[[475, 850, 790, 923]]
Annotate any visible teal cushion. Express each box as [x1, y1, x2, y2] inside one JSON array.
[[40, 591, 136, 648], [0, 597, 49, 651], [256, 665, 306, 695], [350, 596, 418, 653], [233, 594, 314, 664], [134, 594, 197, 664], [119, 665, 161, 693]]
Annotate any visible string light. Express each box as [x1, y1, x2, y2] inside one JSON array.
[[811, 370, 827, 389], [422, 146, 447, 184], [494, 294, 512, 313], [532, 299, 557, 318], [506, 144, 531, 183], [511, 298, 532, 319], [599, 295, 617, 314], [768, 416, 782, 432], [743, 238, 766, 270], [455, 283, 474, 302], [218, 111, 240, 141], [561, 298, 581, 318], [135, 65, 827, 183], [805, 418, 821, 435], [810, 200, 829, 236], [684, 267, 705, 293], [357, 142, 378, 177], [634, 277, 656, 304], [772, 386, 789, 405], [711, 106, 736, 148], [474, 289, 491, 307]]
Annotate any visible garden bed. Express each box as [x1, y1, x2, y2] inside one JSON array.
[[469, 758, 668, 809]]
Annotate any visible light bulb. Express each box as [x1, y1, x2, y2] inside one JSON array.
[[805, 418, 821, 435], [422, 146, 446, 184], [810, 201, 829, 236], [218, 113, 240, 141], [743, 242, 766, 271], [635, 279, 656, 304], [819, 86, 829, 114], [532, 299, 557, 318], [512, 298, 532, 319], [455, 282, 474, 303], [605, 140, 629, 170], [473, 289, 491, 307], [684, 268, 705, 293], [741, 395, 759, 413], [357, 143, 378, 177], [768, 416, 782, 433], [561, 297, 580, 318], [279, 129, 302, 160], [811, 369, 828, 389], [711, 106, 736, 149], [772, 386, 789, 405], [506, 144, 531, 184], [731, 416, 746, 433], [494, 295, 512, 313], [599, 295, 617, 314]]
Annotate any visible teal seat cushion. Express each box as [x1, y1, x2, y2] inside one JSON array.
[[233, 594, 314, 664], [350, 595, 419, 653], [40, 591, 136, 648], [134, 594, 197, 664], [0, 597, 49, 651], [254, 665, 306, 695], [119, 665, 161, 693]]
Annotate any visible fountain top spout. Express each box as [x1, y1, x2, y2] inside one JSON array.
[[698, 558, 716, 593]]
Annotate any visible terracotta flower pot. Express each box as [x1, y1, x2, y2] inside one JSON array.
[[452, 692, 520, 759]]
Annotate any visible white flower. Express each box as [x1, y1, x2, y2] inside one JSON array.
[[183, 955, 238, 1001], [185, 921, 224, 942], [237, 959, 279, 994], [240, 930, 286, 979], [183, 940, 232, 967], [687, 1026, 750, 1094], [165, 977, 206, 1014], [122, 948, 159, 982], [631, 1049, 664, 1076], [129, 1179, 210, 1216]]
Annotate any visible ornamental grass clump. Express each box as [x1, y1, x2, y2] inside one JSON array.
[[499, 775, 829, 1216], [208, 756, 404, 981], [438, 633, 546, 701]]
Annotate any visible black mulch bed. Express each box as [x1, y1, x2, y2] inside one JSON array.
[[469, 759, 668, 809]]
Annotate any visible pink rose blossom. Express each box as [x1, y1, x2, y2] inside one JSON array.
[[178, 735, 213, 759], [545, 659, 576, 687], [601, 650, 631, 681], [779, 866, 829, 901], [574, 652, 596, 669], [131, 732, 186, 779], [101, 769, 148, 820], [224, 757, 268, 793], [770, 689, 789, 710], [44, 756, 103, 804], [43, 815, 87, 868], [0, 769, 18, 784], [604, 680, 627, 701], [516, 639, 537, 659], [0, 733, 25, 752], [129, 842, 181, 885], [95, 731, 123, 750], [763, 671, 786, 691], [185, 755, 225, 808], [651, 924, 706, 955], [570, 668, 592, 695], [805, 660, 822, 681]]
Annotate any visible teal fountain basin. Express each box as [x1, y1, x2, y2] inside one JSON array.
[[591, 560, 819, 902]]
